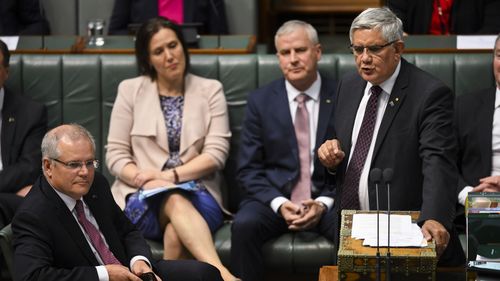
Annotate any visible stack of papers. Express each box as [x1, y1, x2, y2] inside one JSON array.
[[351, 213, 427, 247]]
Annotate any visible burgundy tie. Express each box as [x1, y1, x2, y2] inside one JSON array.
[[74, 200, 121, 265], [340, 86, 382, 210], [291, 93, 312, 204]]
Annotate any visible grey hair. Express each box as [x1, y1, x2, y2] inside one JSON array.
[[41, 123, 96, 159], [274, 20, 319, 48], [349, 7, 404, 43]]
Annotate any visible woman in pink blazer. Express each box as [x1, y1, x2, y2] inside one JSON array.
[[106, 17, 238, 281]]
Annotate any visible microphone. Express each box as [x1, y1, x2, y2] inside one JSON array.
[[383, 168, 393, 281], [369, 168, 382, 281]]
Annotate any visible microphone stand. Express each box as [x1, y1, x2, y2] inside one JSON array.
[[369, 168, 382, 281], [383, 168, 394, 281]]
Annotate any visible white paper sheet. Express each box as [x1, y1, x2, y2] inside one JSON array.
[[0, 36, 19, 50], [456, 35, 496, 50], [352, 213, 427, 247]]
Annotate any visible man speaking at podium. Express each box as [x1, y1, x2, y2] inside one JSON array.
[[318, 7, 465, 266]]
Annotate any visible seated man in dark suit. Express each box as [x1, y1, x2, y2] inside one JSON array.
[[231, 20, 337, 281], [12, 124, 223, 281], [455, 34, 500, 226], [0, 0, 50, 35], [0, 39, 47, 230]]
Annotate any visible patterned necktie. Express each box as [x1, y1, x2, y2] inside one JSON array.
[[74, 200, 121, 265], [340, 86, 382, 210], [291, 93, 312, 204]]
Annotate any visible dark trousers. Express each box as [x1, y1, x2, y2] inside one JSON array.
[[231, 199, 336, 281], [155, 259, 223, 281], [437, 226, 466, 267]]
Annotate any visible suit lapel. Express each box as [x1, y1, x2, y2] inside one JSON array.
[[40, 177, 99, 266], [83, 189, 126, 264], [315, 76, 335, 149], [272, 79, 298, 160], [132, 78, 169, 154], [1, 89, 17, 164], [336, 77, 366, 160], [372, 60, 409, 159], [478, 88, 496, 172], [180, 74, 209, 156]]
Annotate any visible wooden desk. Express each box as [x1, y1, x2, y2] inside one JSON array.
[[10, 35, 256, 55], [318, 266, 339, 281], [319, 266, 480, 281]]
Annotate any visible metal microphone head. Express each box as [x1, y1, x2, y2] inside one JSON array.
[[383, 168, 393, 183], [369, 168, 382, 184]]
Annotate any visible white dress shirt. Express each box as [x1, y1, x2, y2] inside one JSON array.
[[458, 87, 500, 205], [52, 187, 150, 281], [348, 62, 401, 210], [270, 73, 334, 213]]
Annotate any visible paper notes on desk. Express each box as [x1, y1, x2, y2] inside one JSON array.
[[351, 213, 427, 247]]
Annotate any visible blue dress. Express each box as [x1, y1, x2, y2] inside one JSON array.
[[158, 95, 223, 235]]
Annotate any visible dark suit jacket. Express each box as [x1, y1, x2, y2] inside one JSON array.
[[108, 0, 228, 35], [12, 172, 153, 281], [237, 74, 337, 204], [388, 0, 500, 34], [454, 87, 497, 228], [1, 88, 47, 193], [455, 87, 496, 192], [0, 0, 49, 35], [332, 59, 457, 230]]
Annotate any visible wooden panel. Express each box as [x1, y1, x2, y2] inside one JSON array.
[[338, 210, 437, 280], [273, 0, 383, 13]]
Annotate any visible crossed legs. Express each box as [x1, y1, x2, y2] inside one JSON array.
[[160, 193, 238, 281]]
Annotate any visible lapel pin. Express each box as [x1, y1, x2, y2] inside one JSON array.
[[389, 97, 399, 107], [325, 99, 331, 104], [8, 117, 15, 122]]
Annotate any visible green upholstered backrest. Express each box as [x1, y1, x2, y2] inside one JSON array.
[[6, 53, 495, 211], [0, 224, 13, 275]]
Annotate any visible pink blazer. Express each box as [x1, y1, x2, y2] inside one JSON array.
[[106, 73, 231, 213]]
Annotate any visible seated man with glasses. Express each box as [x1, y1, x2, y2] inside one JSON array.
[[11, 124, 223, 281], [318, 7, 464, 266]]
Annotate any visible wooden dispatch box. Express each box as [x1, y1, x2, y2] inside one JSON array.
[[338, 210, 437, 281]]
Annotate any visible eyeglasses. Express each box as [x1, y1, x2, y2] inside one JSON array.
[[51, 158, 99, 170], [349, 40, 397, 55]]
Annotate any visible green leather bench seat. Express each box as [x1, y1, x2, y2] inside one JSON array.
[[5, 53, 494, 276]]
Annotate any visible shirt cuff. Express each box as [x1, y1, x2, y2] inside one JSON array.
[[130, 255, 152, 270], [96, 265, 109, 281], [458, 186, 474, 206], [315, 196, 334, 211], [270, 197, 289, 213]]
